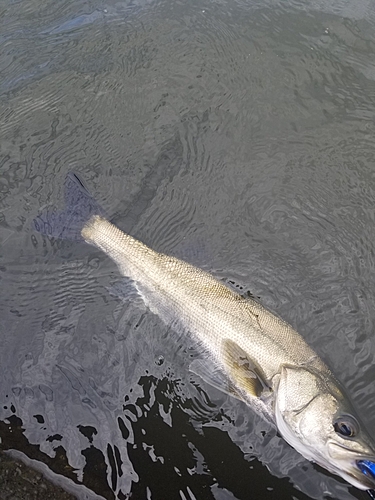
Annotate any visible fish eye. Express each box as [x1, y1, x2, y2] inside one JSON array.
[[333, 415, 358, 438]]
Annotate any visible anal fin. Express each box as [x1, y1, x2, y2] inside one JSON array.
[[107, 278, 146, 308], [189, 359, 248, 403]]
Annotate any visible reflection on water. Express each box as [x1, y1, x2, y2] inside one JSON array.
[[1, 0, 375, 498]]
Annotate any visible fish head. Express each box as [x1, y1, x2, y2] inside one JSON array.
[[274, 364, 375, 490]]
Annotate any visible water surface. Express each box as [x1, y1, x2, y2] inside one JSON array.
[[1, 0, 375, 498]]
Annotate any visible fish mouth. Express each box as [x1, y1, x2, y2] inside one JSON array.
[[328, 442, 375, 490], [339, 457, 375, 490], [351, 460, 375, 490], [357, 460, 375, 484]]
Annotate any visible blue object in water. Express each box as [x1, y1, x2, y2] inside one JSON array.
[[357, 460, 375, 479]]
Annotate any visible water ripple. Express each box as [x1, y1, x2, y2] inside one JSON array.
[[1, 0, 375, 498]]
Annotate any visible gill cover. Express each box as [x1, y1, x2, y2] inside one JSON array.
[[274, 365, 336, 463]]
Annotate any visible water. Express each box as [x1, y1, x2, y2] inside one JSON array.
[[1, 0, 375, 498]]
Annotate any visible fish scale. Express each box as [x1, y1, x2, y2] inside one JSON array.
[[82, 215, 327, 386]]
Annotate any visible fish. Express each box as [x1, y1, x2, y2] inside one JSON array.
[[35, 172, 375, 495]]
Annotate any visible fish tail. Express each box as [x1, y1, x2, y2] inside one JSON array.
[[34, 172, 107, 240]]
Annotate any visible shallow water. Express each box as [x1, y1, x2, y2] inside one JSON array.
[[1, 0, 375, 498]]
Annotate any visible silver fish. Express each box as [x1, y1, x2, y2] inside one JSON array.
[[35, 173, 375, 493]]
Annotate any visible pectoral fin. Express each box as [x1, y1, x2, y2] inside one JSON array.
[[221, 339, 270, 398]]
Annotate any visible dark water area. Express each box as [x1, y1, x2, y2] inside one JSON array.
[[1, 0, 375, 498]]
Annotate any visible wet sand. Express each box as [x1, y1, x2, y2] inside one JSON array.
[[0, 450, 76, 500]]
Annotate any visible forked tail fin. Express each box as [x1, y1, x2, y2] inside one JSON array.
[[34, 172, 106, 240]]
